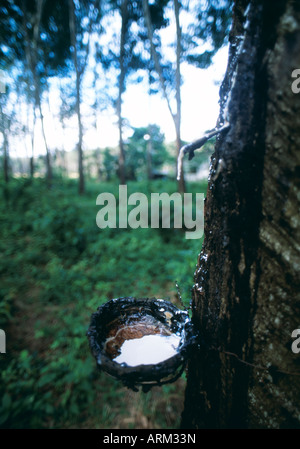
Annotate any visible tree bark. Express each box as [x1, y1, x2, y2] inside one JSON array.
[[181, 0, 300, 429]]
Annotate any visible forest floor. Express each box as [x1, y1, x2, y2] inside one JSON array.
[[0, 177, 206, 429]]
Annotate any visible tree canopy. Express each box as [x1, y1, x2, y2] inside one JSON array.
[[0, 0, 232, 187]]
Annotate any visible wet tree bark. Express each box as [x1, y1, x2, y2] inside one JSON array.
[[181, 0, 300, 429]]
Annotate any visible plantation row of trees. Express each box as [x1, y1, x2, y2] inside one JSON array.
[[0, 0, 232, 193]]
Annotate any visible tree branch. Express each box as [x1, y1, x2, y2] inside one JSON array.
[[176, 122, 230, 180]]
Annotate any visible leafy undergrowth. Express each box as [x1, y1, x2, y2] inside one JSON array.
[[0, 177, 206, 429]]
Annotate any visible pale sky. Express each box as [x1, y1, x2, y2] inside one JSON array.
[[43, 45, 229, 155], [5, 4, 230, 159]]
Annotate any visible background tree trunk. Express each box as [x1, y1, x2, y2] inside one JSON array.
[[22, 0, 53, 186], [174, 0, 185, 194], [142, 0, 185, 192], [181, 0, 300, 429], [146, 131, 153, 180], [0, 101, 10, 183], [37, 96, 52, 186], [29, 100, 36, 178], [2, 127, 9, 184], [117, 0, 129, 186], [69, 0, 85, 194]]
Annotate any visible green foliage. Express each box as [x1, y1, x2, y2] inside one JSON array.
[[0, 0, 71, 77], [0, 177, 206, 428], [184, 0, 233, 68], [125, 125, 170, 180], [102, 148, 118, 181]]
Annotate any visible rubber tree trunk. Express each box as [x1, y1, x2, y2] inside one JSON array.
[[37, 96, 52, 186], [117, 0, 128, 186], [181, 0, 300, 429], [0, 102, 10, 183], [30, 102, 36, 178], [142, 0, 185, 192], [3, 133, 9, 183], [174, 0, 185, 193], [21, 0, 51, 185], [69, 0, 85, 194]]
